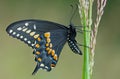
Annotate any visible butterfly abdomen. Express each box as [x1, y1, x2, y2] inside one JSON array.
[[67, 38, 82, 55]]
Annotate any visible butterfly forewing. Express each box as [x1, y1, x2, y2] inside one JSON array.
[[6, 20, 68, 48]]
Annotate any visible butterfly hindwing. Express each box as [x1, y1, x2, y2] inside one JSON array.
[[32, 30, 68, 74]]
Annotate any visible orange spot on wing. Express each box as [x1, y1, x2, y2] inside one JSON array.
[[48, 49, 52, 54], [34, 34, 39, 39], [36, 51, 40, 55], [53, 54, 58, 61], [35, 44, 40, 48], [46, 38, 51, 43], [44, 32, 50, 38], [45, 43, 49, 47], [37, 37, 41, 41], [37, 58, 42, 62], [51, 50, 55, 56], [46, 47, 50, 51], [51, 64, 56, 67]]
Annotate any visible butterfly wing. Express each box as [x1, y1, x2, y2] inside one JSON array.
[[32, 30, 68, 74], [6, 19, 68, 74], [6, 19, 68, 48]]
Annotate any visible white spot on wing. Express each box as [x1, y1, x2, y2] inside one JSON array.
[[40, 63, 44, 67], [26, 29, 31, 33], [27, 41, 31, 44], [13, 32, 16, 35], [17, 27, 22, 31], [24, 38, 27, 41], [20, 36, 23, 39], [34, 34, 39, 38], [31, 44, 35, 46], [70, 41, 73, 44], [9, 29, 13, 33], [22, 28, 28, 32], [30, 32, 35, 36], [33, 24, 36, 30], [16, 34, 20, 37], [25, 23, 29, 26], [45, 66, 48, 69]]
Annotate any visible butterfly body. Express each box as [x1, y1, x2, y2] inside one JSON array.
[[6, 19, 82, 74]]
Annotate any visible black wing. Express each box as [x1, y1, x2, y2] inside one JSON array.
[[6, 19, 68, 74], [6, 19, 68, 48]]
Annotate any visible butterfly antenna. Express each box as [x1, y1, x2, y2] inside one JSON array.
[[70, 4, 78, 24]]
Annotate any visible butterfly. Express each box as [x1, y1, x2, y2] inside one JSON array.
[[6, 19, 82, 74]]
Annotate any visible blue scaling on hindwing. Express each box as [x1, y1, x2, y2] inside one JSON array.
[[32, 33, 58, 75]]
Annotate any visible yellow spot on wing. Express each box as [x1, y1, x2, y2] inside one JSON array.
[[34, 34, 39, 39], [35, 44, 40, 48], [37, 58, 42, 62], [45, 43, 49, 47], [44, 32, 50, 38], [22, 28, 28, 32], [48, 49, 52, 54], [37, 37, 41, 41], [30, 32, 35, 36], [46, 38, 51, 43], [26, 29, 31, 33], [36, 51, 40, 55], [53, 54, 58, 61], [46, 47, 50, 51], [51, 50, 55, 56], [49, 43, 52, 48]]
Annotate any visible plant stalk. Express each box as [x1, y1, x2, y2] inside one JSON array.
[[81, 12, 91, 79]]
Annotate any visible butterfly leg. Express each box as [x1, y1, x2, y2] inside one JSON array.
[[77, 43, 91, 48]]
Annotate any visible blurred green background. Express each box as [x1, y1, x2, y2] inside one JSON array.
[[0, 0, 120, 79]]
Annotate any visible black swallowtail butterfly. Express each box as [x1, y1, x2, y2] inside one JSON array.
[[6, 19, 82, 74]]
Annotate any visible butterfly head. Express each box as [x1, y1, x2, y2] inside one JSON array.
[[68, 24, 77, 40]]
